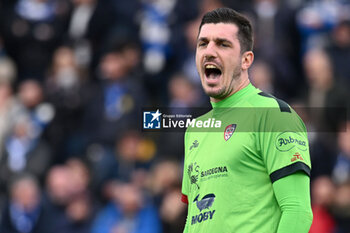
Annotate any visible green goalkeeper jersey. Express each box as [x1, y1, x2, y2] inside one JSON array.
[[181, 83, 311, 233]]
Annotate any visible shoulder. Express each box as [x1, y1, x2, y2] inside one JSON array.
[[244, 90, 306, 131], [245, 90, 288, 109]]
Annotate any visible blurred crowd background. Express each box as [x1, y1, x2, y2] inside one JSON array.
[[0, 0, 350, 232]]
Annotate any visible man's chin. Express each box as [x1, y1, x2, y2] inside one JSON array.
[[205, 88, 227, 100]]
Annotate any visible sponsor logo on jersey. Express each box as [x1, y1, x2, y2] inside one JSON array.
[[188, 163, 229, 190], [188, 162, 200, 189], [224, 124, 237, 141], [275, 131, 307, 152], [201, 166, 228, 178], [191, 193, 216, 225], [291, 152, 304, 162], [190, 140, 199, 150]]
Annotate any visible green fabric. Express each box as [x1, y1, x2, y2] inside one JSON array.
[[273, 172, 313, 233], [182, 84, 312, 233]]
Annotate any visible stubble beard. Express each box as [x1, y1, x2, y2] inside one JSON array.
[[204, 65, 242, 100]]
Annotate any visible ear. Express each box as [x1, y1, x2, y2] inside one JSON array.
[[241, 51, 254, 70]]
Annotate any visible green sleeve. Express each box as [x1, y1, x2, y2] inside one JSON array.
[[272, 172, 313, 233], [258, 108, 311, 182]]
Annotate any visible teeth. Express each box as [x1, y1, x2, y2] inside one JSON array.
[[205, 64, 218, 69]]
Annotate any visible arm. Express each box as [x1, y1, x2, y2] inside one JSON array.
[[181, 194, 189, 233], [273, 172, 313, 233], [182, 131, 190, 233]]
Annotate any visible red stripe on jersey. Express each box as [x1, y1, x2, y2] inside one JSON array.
[[181, 194, 188, 204]]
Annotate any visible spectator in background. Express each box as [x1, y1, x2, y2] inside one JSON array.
[[78, 0, 120, 73], [66, 0, 97, 69], [296, 0, 350, 54], [0, 174, 53, 233], [0, 80, 53, 182], [309, 176, 336, 233], [138, 0, 176, 103], [302, 49, 349, 180], [62, 193, 93, 233], [0, 115, 52, 185], [42, 161, 94, 233], [332, 121, 350, 185], [53, 158, 94, 233], [139, 0, 200, 103], [157, 73, 205, 159], [0, 57, 22, 154], [113, 131, 155, 182], [332, 182, 350, 233], [247, 0, 303, 100], [326, 20, 350, 86], [0, 58, 24, 206], [42, 165, 74, 228], [148, 160, 182, 205], [45, 46, 89, 160], [0, 50, 19, 149], [88, 130, 156, 198], [0, 79, 54, 194], [0, 0, 71, 81], [66, 0, 131, 73], [91, 181, 161, 233], [332, 123, 350, 233], [168, 73, 202, 109], [83, 40, 145, 146], [17, 80, 55, 135], [303, 49, 349, 135], [182, 17, 202, 86], [139, 0, 177, 76], [108, 0, 140, 39], [147, 160, 186, 233], [249, 59, 274, 94]]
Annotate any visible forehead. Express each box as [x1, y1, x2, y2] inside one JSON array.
[[198, 23, 239, 42]]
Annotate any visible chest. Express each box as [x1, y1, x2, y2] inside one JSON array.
[[186, 128, 264, 179]]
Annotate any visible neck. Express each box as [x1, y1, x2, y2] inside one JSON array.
[[210, 76, 250, 103]]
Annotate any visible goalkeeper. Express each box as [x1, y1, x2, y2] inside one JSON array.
[[181, 7, 313, 233]]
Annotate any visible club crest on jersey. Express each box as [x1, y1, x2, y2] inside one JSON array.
[[224, 124, 237, 141]]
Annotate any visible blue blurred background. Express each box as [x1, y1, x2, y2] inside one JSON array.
[[0, 0, 350, 232]]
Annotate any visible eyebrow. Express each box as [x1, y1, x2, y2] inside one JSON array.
[[197, 37, 233, 45], [216, 38, 233, 45], [197, 37, 209, 43]]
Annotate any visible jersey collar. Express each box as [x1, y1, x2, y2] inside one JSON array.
[[211, 83, 255, 109]]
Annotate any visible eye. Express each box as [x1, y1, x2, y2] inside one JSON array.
[[220, 43, 230, 47], [198, 41, 207, 47]]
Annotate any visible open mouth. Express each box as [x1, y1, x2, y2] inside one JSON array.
[[204, 64, 222, 79]]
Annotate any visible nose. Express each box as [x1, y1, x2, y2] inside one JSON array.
[[203, 42, 217, 60]]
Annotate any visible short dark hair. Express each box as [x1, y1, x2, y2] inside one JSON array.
[[199, 8, 254, 53]]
